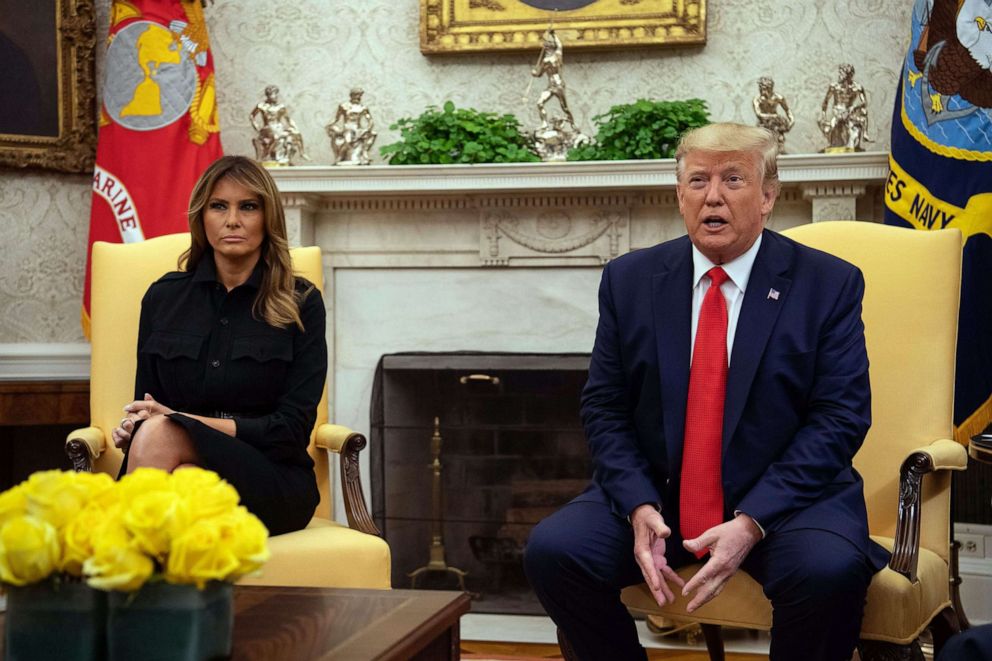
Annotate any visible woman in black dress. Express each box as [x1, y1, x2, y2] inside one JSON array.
[[112, 155, 325, 536]]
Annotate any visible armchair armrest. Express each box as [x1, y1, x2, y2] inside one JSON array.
[[65, 426, 106, 472], [919, 438, 969, 471], [890, 438, 968, 581], [315, 423, 381, 537]]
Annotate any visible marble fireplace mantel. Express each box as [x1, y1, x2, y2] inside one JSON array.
[[270, 152, 889, 265], [269, 151, 888, 196]]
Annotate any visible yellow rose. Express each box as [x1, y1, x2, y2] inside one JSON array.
[[72, 471, 118, 509], [83, 516, 153, 592], [214, 507, 270, 577], [117, 467, 172, 503], [169, 466, 222, 491], [83, 543, 154, 592], [173, 470, 240, 521], [60, 504, 108, 576], [23, 470, 89, 529], [89, 509, 129, 548], [0, 515, 60, 586], [122, 490, 187, 560], [165, 519, 240, 589], [0, 483, 27, 528]]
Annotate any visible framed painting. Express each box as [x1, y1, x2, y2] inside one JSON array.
[[420, 0, 706, 54], [0, 0, 97, 173]]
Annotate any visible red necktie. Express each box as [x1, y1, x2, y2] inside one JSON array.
[[680, 267, 729, 557]]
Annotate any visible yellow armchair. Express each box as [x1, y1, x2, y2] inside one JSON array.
[[67, 233, 390, 589], [621, 222, 968, 659]]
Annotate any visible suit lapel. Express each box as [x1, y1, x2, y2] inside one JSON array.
[[653, 239, 693, 470], [723, 231, 794, 452]]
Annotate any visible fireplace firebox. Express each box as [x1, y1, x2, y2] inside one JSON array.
[[370, 353, 592, 614]]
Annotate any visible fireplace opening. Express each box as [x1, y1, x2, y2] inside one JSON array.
[[370, 352, 591, 614]]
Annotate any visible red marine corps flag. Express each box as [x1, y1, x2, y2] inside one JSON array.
[[83, 0, 222, 336]]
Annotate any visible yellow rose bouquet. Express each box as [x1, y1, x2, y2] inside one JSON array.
[[85, 467, 270, 590], [0, 467, 269, 590], [0, 467, 270, 661]]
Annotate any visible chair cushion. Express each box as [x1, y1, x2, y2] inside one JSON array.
[[620, 536, 949, 643], [860, 537, 950, 643], [237, 517, 391, 589], [622, 565, 772, 630]]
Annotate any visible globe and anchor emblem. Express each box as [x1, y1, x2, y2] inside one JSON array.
[[103, 20, 198, 131]]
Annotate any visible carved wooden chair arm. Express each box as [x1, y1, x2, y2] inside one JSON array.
[[889, 438, 968, 581], [65, 426, 105, 473], [315, 423, 381, 537]]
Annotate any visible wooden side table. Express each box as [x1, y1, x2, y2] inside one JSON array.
[[969, 435, 992, 466], [231, 586, 471, 660], [1, 586, 471, 661]]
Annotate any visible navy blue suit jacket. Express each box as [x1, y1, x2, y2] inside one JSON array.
[[579, 229, 881, 560]]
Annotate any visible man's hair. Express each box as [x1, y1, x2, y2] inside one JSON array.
[[675, 122, 780, 192]]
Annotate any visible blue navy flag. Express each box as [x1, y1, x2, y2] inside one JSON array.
[[884, 0, 992, 443]]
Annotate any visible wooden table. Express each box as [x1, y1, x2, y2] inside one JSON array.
[[0, 586, 470, 661], [231, 586, 471, 660], [970, 435, 992, 465]]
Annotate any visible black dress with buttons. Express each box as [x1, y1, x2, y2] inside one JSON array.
[[128, 257, 324, 535]]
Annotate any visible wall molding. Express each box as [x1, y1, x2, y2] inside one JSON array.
[[960, 556, 992, 577], [0, 343, 90, 381]]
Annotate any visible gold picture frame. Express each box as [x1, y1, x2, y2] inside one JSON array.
[[0, 0, 97, 173], [420, 0, 706, 54]]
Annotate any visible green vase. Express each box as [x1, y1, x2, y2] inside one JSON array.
[[106, 581, 233, 661], [4, 580, 107, 661]]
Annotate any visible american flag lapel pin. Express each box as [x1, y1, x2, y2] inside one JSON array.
[[767, 288, 780, 301]]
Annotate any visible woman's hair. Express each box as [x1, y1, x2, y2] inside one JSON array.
[[180, 155, 310, 331], [675, 122, 780, 193]]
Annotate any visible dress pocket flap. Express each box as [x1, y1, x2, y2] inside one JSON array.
[[141, 331, 204, 360], [231, 335, 293, 363]]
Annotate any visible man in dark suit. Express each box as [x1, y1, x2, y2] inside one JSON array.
[[524, 123, 889, 660], [938, 625, 992, 660]]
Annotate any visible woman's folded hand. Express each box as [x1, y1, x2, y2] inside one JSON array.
[[114, 393, 175, 449]]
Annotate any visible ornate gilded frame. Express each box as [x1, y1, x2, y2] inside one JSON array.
[[0, 0, 97, 173], [420, 0, 705, 54]]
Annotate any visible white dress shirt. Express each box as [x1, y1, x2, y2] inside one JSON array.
[[690, 233, 763, 365]]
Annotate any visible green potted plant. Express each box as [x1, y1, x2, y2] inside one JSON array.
[[567, 98, 710, 161], [381, 101, 540, 165]]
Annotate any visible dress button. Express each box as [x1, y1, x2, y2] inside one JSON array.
[[219, 318, 229, 326], [211, 359, 220, 368]]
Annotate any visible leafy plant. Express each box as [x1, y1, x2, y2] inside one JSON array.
[[567, 98, 710, 161], [381, 101, 540, 165]]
